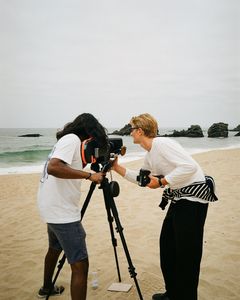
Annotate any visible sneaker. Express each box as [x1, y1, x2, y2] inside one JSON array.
[[37, 285, 65, 298], [152, 292, 170, 300]]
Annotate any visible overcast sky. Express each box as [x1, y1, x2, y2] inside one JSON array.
[[0, 0, 239, 129]]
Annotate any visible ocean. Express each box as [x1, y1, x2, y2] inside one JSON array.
[[0, 128, 239, 175]]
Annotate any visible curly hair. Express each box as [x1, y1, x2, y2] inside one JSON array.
[[56, 113, 108, 147]]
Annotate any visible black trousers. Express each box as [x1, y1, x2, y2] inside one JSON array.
[[160, 199, 208, 300]]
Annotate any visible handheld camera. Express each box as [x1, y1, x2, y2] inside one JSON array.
[[136, 169, 151, 187]]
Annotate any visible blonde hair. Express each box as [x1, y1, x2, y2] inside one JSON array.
[[130, 113, 158, 138]]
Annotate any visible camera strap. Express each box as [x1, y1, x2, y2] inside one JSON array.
[[80, 138, 97, 168]]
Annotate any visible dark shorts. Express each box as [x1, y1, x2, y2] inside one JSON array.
[[47, 221, 88, 264]]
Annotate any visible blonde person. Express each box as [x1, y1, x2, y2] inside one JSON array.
[[112, 113, 217, 300]]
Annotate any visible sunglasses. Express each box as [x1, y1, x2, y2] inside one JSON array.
[[130, 127, 139, 131]]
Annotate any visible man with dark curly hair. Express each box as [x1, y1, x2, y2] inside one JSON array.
[[37, 113, 108, 300]]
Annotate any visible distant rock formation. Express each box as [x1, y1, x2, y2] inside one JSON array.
[[161, 125, 204, 138], [109, 124, 203, 137], [109, 124, 132, 135], [235, 131, 240, 136], [229, 124, 240, 131], [207, 122, 228, 138], [18, 134, 42, 137]]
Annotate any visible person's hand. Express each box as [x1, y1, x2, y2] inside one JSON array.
[[109, 155, 126, 177], [147, 175, 160, 189], [89, 172, 105, 184], [110, 155, 119, 171]]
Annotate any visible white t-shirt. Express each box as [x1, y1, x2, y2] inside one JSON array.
[[37, 134, 83, 223], [125, 137, 208, 204]]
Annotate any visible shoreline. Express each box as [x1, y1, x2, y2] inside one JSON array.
[[0, 145, 239, 175]]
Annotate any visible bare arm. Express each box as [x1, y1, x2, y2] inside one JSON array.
[[47, 158, 104, 183], [111, 156, 126, 177], [112, 163, 126, 177]]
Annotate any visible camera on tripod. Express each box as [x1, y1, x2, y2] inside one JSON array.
[[49, 136, 144, 300], [136, 169, 151, 187], [81, 137, 126, 172]]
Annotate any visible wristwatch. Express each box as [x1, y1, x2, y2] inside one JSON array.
[[158, 177, 165, 188]]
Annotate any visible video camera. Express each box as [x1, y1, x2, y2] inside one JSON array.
[[81, 137, 126, 172]]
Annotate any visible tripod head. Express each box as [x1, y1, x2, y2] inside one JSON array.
[[91, 160, 113, 173], [90, 161, 120, 198]]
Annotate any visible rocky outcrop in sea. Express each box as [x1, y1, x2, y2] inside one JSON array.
[[18, 134, 43, 137], [109, 124, 132, 135], [229, 124, 240, 131], [109, 124, 204, 137], [161, 125, 204, 138], [228, 124, 240, 136], [110, 122, 238, 138], [207, 122, 228, 138]]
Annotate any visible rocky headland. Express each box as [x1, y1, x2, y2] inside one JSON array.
[[109, 122, 240, 138]]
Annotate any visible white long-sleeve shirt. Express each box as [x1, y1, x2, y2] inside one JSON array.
[[125, 137, 208, 203]]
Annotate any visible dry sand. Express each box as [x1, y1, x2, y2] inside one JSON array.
[[0, 149, 239, 300]]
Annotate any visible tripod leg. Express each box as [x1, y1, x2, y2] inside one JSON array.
[[102, 188, 122, 282], [102, 178, 144, 300], [81, 182, 97, 220], [46, 254, 66, 300], [110, 198, 144, 300]]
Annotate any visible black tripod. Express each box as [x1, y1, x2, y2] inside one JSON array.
[[46, 170, 143, 300]]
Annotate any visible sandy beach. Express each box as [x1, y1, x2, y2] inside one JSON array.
[[0, 149, 239, 300]]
